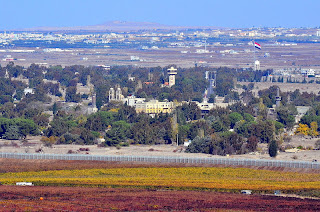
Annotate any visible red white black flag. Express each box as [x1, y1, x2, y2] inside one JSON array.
[[254, 42, 261, 50]]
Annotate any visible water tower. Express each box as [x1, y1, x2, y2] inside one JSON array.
[[167, 67, 177, 87]]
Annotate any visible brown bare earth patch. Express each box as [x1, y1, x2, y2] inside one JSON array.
[[0, 186, 319, 211]]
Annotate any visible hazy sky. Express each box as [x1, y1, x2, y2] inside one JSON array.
[[1, 0, 319, 30]]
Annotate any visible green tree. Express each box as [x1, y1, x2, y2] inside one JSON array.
[[228, 112, 243, 128], [3, 125, 22, 140], [80, 128, 96, 145], [177, 102, 201, 121], [52, 102, 58, 116], [247, 136, 258, 152], [15, 118, 38, 138], [234, 120, 250, 137], [220, 132, 246, 155], [65, 86, 81, 102], [59, 133, 79, 144], [212, 120, 226, 132], [178, 124, 190, 144], [95, 84, 108, 109], [116, 104, 137, 123], [0, 95, 13, 104], [0, 117, 13, 137], [105, 121, 131, 146], [268, 140, 278, 157], [309, 121, 319, 137], [131, 114, 154, 144], [243, 113, 254, 122], [45, 113, 76, 137], [85, 111, 115, 131], [186, 136, 215, 154], [0, 102, 16, 118], [274, 121, 284, 135], [277, 107, 295, 129], [249, 120, 274, 143], [33, 114, 50, 127], [214, 68, 235, 96]]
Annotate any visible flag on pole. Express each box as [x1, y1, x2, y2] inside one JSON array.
[[254, 42, 261, 50]]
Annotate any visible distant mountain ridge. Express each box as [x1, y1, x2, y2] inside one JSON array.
[[14, 21, 223, 32]]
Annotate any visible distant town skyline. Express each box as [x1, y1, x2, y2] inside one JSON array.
[[1, 0, 319, 30]]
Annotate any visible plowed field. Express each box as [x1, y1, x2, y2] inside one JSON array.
[[0, 158, 319, 211], [0, 186, 319, 211]]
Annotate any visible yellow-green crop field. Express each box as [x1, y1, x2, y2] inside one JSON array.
[[1, 167, 319, 192]]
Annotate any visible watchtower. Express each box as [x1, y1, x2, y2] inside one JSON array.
[[167, 67, 177, 87]]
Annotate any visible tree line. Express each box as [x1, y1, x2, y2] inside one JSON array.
[[0, 63, 319, 157]]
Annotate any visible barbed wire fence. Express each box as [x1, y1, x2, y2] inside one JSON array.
[[0, 152, 319, 169]]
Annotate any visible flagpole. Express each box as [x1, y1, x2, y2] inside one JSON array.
[[253, 39, 256, 70], [253, 27, 255, 65], [254, 40, 255, 63]]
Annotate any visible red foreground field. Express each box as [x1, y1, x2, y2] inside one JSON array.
[[0, 186, 319, 211], [0, 159, 319, 211]]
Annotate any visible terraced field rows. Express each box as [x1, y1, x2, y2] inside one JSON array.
[[1, 167, 319, 193]]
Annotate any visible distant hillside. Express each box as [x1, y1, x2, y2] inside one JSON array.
[[14, 21, 223, 32]]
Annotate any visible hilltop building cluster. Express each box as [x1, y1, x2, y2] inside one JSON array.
[[107, 67, 227, 117], [2, 27, 320, 71]]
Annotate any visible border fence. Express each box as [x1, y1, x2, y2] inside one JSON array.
[[0, 152, 319, 169]]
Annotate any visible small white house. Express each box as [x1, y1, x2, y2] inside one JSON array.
[[16, 182, 33, 186], [184, 140, 191, 147], [24, 87, 34, 95]]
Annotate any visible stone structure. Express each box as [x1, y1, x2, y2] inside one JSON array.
[[167, 67, 177, 87]]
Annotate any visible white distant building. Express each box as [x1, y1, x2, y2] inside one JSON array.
[[184, 140, 191, 147], [196, 101, 215, 116], [122, 95, 145, 107], [195, 92, 215, 117], [317, 30, 320, 37], [130, 56, 140, 61], [24, 87, 34, 95], [196, 49, 209, 53], [254, 60, 260, 71], [301, 69, 315, 77]]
